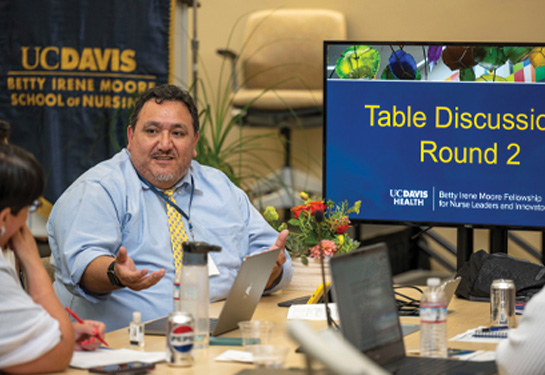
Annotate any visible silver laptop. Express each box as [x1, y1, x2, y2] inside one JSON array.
[[329, 243, 497, 375], [145, 248, 281, 337], [442, 277, 461, 306]]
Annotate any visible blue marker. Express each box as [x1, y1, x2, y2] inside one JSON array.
[[481, 326, 508, 332]]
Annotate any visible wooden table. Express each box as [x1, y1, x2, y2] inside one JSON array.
[[64, 288, 503, 374], [396, 286, 505, 354]]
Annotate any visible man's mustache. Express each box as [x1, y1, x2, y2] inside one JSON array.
[[151, 152, 175, 158]]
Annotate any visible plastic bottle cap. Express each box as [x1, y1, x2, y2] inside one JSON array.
[[427, 277, 441, 286], [133, 311, 141, 323]]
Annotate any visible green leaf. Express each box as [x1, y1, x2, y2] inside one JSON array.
[[287, 219, 301, 226]]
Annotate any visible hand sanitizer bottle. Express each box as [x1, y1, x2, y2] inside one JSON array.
[[129, 311, 145, 349]]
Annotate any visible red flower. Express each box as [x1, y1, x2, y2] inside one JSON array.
[[291, 201, 327, 219], [335, 224, 349, 234], [331, 216, 350, 234]]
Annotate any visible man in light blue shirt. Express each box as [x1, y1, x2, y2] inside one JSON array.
[[47, 84, 292, 332]]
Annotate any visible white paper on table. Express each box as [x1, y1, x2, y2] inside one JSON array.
[[287, 303, 339, 321], [70, 348, 166, 369], [453, 350, 497, 362], [215, 349, 253, 363], [449, 326, 507, 344]]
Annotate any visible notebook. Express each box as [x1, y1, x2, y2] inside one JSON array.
[[145, 248, 281, 337], [329, 243, 497, 375]]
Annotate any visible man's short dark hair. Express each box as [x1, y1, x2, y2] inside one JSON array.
[[129, 84, 199, 135], [0, 120, 11, 143], [0, 144, 45, 215]]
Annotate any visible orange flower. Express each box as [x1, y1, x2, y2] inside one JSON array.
[[290, 200, 327, 219], [309, 240, 338, 259]]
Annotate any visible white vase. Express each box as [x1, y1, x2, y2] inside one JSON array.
[[286, 257, 331, 292]]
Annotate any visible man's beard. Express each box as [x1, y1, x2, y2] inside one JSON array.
[[149, 165, 188, 186], [153, 173, 178, 183]]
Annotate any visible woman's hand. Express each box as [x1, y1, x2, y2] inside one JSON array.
[[73, 320, 107, 351], [8, 224, 40, 266]]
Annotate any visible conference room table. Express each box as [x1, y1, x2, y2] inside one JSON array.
[[64, 288, 503, 374]]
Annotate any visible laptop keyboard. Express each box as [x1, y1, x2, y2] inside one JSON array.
[[209, 317, 219, 333], [388, 356, 498, 375], [386, 356, 464, 375]]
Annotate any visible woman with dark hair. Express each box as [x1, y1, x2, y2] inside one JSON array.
[[0, 144, 106, 374]]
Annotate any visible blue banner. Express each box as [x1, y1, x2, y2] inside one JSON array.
[[326, 79, 545, 228], [0, 0, 174, 201]]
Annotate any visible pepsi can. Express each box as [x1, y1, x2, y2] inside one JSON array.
[[166, 311, 194, 367]]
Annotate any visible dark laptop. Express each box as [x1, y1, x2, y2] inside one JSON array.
[[145, 248, 281, 336], [329, 243, 497, 375]]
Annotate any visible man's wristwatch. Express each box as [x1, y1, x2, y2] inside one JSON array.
[[107, 260, 125, 287]]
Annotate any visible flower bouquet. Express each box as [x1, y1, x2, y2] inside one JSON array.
[[264, 192, 361, 265]]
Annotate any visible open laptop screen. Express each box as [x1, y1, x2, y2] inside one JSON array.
[[329, 243, 404, 359]]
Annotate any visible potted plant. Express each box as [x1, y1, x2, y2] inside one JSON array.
[[264, 192, 361, 265], [193, 76, 281, 189]]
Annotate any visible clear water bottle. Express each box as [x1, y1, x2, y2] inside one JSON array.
[[420, 277, 448, 358], [179, 242, 221, 356], [180, 261, 209, 351]]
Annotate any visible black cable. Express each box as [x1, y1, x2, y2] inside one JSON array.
[[394, 285, 423, 316], [394, 284, 424, 294]]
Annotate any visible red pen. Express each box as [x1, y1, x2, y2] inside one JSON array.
[[65, 307, 109, 347]]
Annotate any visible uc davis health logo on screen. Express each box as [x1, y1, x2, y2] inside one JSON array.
[[390, 189, 429, 207]]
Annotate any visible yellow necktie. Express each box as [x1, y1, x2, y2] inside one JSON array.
[[164, 188, 188, 271]]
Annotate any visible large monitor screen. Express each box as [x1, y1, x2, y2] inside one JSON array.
[[324, 42, 545, 229]]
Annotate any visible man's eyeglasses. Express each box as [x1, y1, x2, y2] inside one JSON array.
[[29, 200, 43, 213]]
